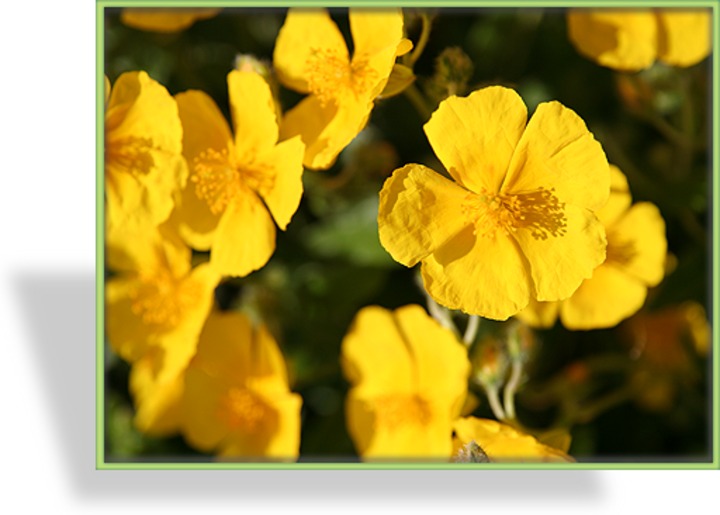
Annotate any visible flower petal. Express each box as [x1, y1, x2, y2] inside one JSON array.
[[227, 70, 278, 158], [597, 164, 632, 227], [567, 10, 658, 71], [341, 306, 415, 396], [378, 164, 471, 267], [167, 176, 221, 251], [503, 100, 610, 211], [280, 94, 370, 170], [421, 228, 533, 320], [105, 277, 155, 362], [607, 202, 666, 285], [273, 8, 349, 94], [175, 89, 234, 167], [121, 8, 220, 33], [210, 187, 276, 277], [424, 86, 528, 194], [560, 263, 648, 330], [512, 204, 607, 302], [250, 136, 305, 230], [656, 10, 711, 67]]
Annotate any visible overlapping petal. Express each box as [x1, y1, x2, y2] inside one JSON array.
[[656, 11, 711, 67]]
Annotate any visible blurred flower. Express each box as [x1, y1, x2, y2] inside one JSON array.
[[452, 417, 574, 462], [624, 302, 710, 412], [424, 46, 474, 102], [567, 9, 711, 71], [518, 165, 667, 329], [378, 86, 609, 320], [170, 70, 304, 277], [181, 311, 302, 459], [273, 8, 412, 169], [120, 8, 221, 33], [105, 71, 186, 234], [105, 226, 220, 435], [341, 305, 470, 459]]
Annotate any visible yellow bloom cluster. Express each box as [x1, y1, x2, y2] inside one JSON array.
[[567, 9, 711, 71]]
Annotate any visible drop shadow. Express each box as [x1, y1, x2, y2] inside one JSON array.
[[15, 270, 602, 503]]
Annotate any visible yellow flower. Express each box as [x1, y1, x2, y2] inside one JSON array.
[[181, 311, 302, 459], [518, 165, 667, 330], [452, 417, 574, 462], [105, 71, 186, 234], [567, 9, 711, 71], [105, 226, 220, 435], [171, 70, 305, 277], [378, 86, 609, 321], [120, 8, 221, 33], [273, 8, 412, 170], [341, 305, 470, 459]]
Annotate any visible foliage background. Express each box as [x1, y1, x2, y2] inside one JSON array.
[[104, 7, 711, 461]]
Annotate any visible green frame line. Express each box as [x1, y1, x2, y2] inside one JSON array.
[[96, 0, 720, 470]]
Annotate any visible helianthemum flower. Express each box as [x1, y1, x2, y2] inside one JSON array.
[[171, 70, 305, 277], [105, 226, 220, 434], [105, 71, 186, 234], [378, 86, 610, 321], [341, 305, 470, 459], [567, 9, 711, 71], [120, 8, 221, 33], [181, 311, 302, 459], [452, 418, 573, 462], [273, 8, 412, 169], [517, 165, 667, 330]]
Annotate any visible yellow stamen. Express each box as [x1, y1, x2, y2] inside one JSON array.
[[106, 136, 156, 176], [217, 387, 271, 433], [373, 394, 432, 430], [129, 271, 198, 328], [606, 238, 637, 265], [305, 48, 377, 106], [462, 187, 567, 240]]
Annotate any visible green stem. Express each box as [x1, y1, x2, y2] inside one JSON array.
[[403, 84, 433, 121], [503, 360, 523, 421], [485, 385, 507, 421], [462, 315, 480, 346], [405, 13, 432, 68]]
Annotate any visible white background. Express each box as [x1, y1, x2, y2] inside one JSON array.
[[0, 0, 716, 512]]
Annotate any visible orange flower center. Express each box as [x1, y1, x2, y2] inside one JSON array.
[[373, 394, 432, 430], [217, 387, 271, 433], [462, 187, 567, 240], [129, 271, 197, 328], [191, 148, 274, 214], [305, 48, 377, 106]]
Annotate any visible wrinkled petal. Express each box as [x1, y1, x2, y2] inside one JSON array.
[[378, 164, 471, 267], [656, 10, 711, 67], [210, 187, 276, 277], [515, 299, 560, 329], [106, 220, 190, 276], [422, 228, 533, 320], [167, 175, 220, 251], [121, 8, 220, 33], [424, 86, 528, 194], [249, 136, 305, 230], [560, 263, 648, 330], [503, 100, 610, 211], [567, 9, 658, 71], [273, 8, 349, 93], [228, 70, 279, 158], [280, 94, 370, 170], [607, 202, 666, 285], [512, 204, 607, 302]]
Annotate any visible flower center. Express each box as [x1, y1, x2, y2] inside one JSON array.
[[106, 136, 156, 177], [192, 148, 274, 214], [129, 271, 197, 328], [217, 387, 270, 433], [305, 48, 377, 106], [462, 187, 567, 240], [373, 394, 432, 430]]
